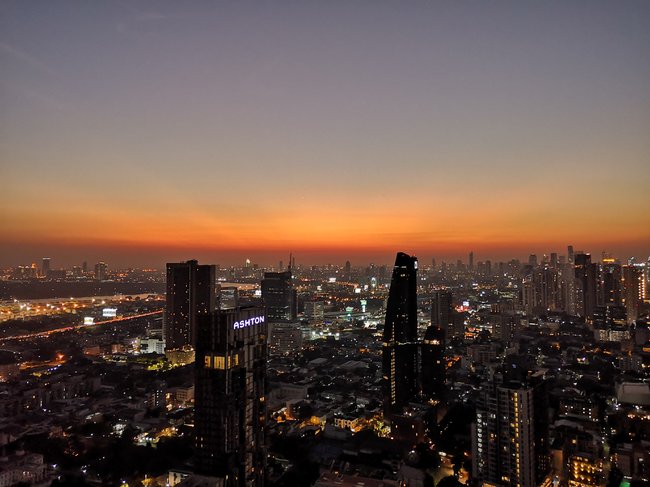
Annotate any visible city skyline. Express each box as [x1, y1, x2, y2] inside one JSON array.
[[2, 1, 649, 267]]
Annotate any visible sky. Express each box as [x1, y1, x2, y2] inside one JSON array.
[[1, 1, 649, 268]]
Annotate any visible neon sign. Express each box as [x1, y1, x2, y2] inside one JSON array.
[[233, 315, 265, 329]]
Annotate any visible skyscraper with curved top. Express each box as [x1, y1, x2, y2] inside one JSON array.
[[383, 252, 419, 412]]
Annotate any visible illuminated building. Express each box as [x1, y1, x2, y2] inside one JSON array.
[[623, 264, 646, 323], [194, 306, 267, 486], [472, 366, 550, 487], [382, 252, 418, 412], [567, 454, 603, 487], [164, 260, 216, 351], [261, 269, 296, 322], [421, 322, 445, 401]]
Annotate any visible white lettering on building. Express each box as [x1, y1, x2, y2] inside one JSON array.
[[233, 315, 265, 330]]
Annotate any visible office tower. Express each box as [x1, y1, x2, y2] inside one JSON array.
[[568, 245, 575, 264], [431, 290, 453, 339], [469, 251, 474, 271], [41, 257, 50, 278], [164, 260, 216, 351], [574, 253, 598, 318], [94, 262, 108, 281], [261, 269, 296, 321], [194, 306, 267, 486], [528, 254, 538, 267], [382, 252, 419, 412], [550, 253, 558, 268], [623, 264, 646, 323], [82, 261, 88, 273], [472, 366, 550, 487]]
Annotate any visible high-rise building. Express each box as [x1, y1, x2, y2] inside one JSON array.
[[421, 322, 445, 402], [472, 366, 550, 487], [567, 245, 575, 264], [41, 258, 50, 278], [574, 253, 598, 318], [304, 301, 325, 324], [261, 270, 297, 322], [194, 306, 267, 486], [469, 251, 474, 271], [600, 260, 622, 306], [431, 290, 453, 337], [269, 322, 303, 356], [94, 262, 108, 281], [219, 286, 239, 309], [344, 260, 352, 281], [382, 252, 419, 412], [528, 254, 538, 267], [622, 264, 646, 323], [164, 260, 216, 351]]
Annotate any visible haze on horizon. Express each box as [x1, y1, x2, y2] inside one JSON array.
[[1, 1, 649, 269]]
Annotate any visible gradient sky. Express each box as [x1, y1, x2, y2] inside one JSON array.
[[1, 1, 649, 268]]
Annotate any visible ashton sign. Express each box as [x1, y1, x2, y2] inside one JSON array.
[[233, 315, 265, 330]]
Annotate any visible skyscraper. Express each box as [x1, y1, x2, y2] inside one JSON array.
[[194, 306, 267, 486], [431, 290, 453, 338], [469, 251, 474, 271], [41, 257, 50, 278], [164, 260, 216, 351], [382, 252, 419, 411], [421, 324, 445, 402], [261, 269, 296, 322], [574, 253, 598, 318], [472, 365, 550, 487]]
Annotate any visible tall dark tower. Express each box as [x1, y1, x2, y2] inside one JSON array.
[[469, 251, 474, 271], [261, 269, 297, 322], [194, 306, 267, 486], [165, 260, 216, 350], [574, 253, 597, 318], [383, 252, 419, 411], [421, 324, 445, 401], [431, 291, 453, 337]]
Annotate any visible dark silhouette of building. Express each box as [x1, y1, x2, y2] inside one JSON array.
[[574, 253, 598, 318], [382, 252, 418, 412], [421, 323, 445, 401], [164, 260, 216, 350], [94, 261, 107, 282], [194, 306, 267, 486], [472, 363, 550, 487], [431, 290, 453, 339], [261, 269, 296, 321], [41, 257, 50, 278]]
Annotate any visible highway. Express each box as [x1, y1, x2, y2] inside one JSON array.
[[1, 309, 163, 341]]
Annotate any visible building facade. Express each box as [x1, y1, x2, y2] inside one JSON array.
[[164, 260, 216, 351], [194, 306, 267, 486], [382, 252, 419, 412]]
